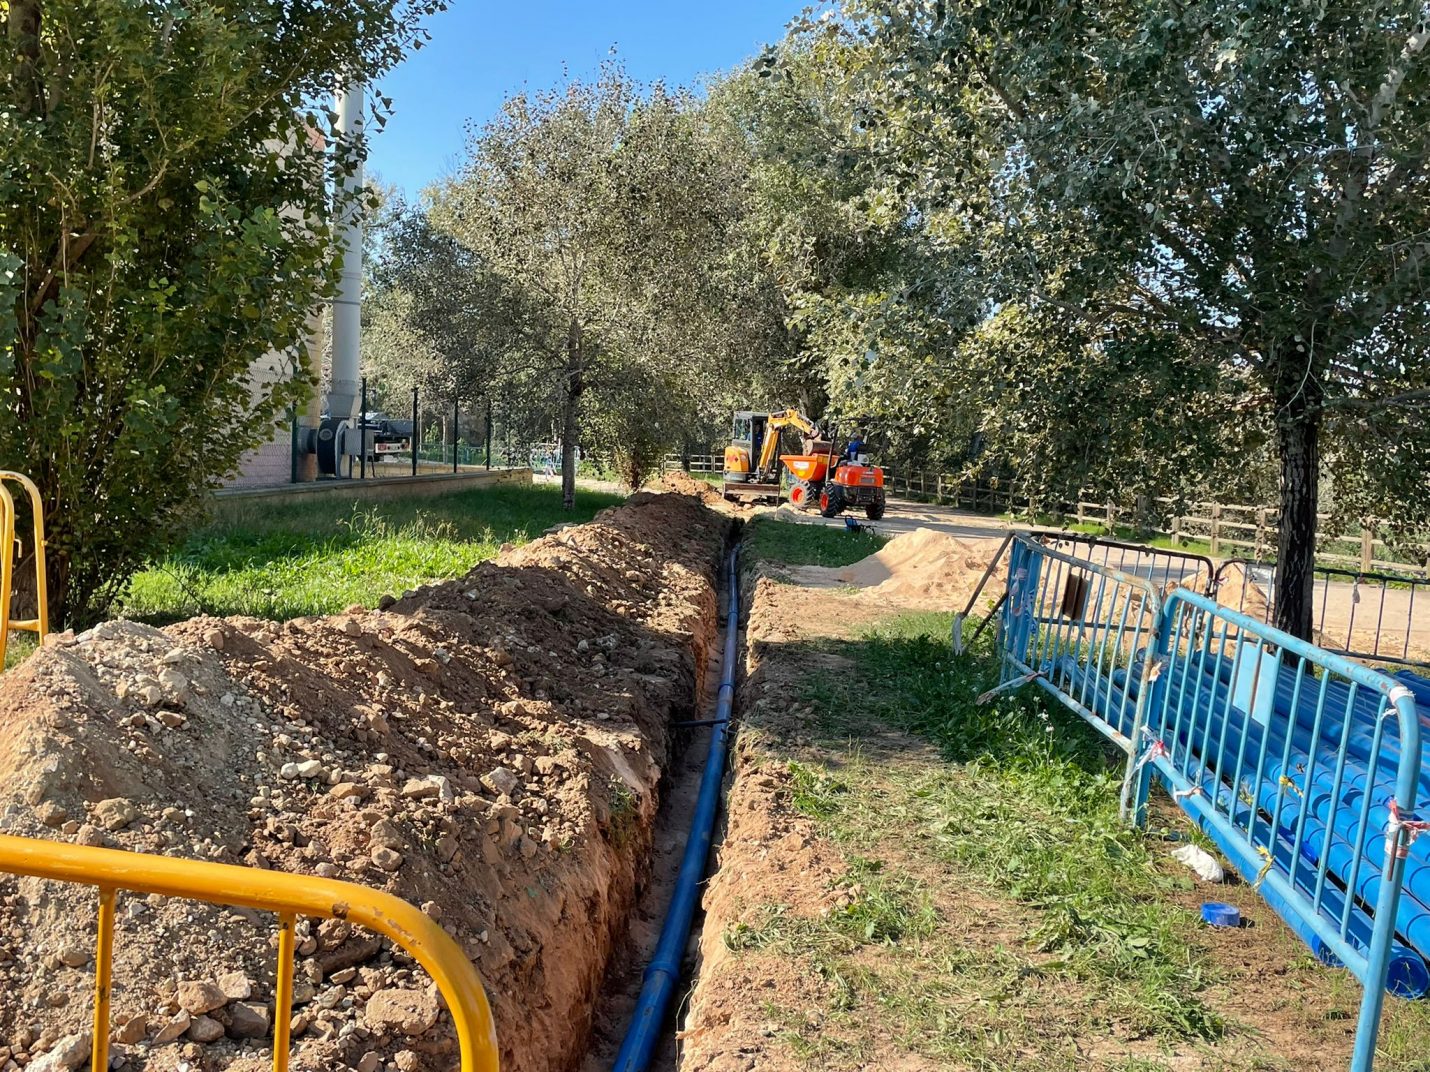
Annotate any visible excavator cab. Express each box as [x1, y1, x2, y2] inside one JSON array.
[[723, 408, 816, 504]]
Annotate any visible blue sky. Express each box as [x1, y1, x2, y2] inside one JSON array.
[[368, 2, 806, 198]]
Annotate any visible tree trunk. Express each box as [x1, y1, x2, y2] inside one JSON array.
[[1272, 342, 1323, 643], [9, 0, 46, 118], [560, 323, 584, 511]]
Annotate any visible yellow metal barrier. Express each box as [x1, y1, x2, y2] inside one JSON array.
[[0, 470, 48, 664], [0, 833, 499, 1072]]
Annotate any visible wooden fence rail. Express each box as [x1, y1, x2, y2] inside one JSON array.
[[662, 453, 1428, 576]]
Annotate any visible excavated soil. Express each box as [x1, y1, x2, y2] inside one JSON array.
[[0, 491, 733, 1072], [787, 528, 1003, 611]]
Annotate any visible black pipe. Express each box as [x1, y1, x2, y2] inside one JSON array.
[[359, 377, 368, 480], [411, 386, 419, 477]]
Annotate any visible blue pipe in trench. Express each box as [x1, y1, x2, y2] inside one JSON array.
[[612, 545, 740, 1072]]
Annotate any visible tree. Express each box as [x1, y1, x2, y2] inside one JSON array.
[[430, 64, 769, 503], [780, 0, 1430, 639], [0, 0, 442, 625]]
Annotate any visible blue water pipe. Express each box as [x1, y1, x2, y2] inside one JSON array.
[[612, 545, 740, 1072]]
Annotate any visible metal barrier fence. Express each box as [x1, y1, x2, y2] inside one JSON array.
[[0, 471, 48, 666], [989, 535, 1425, 1072], [0, 834, 500, 1072], [953, 531, 1214, 659], [1213, 559, 1430, 669]]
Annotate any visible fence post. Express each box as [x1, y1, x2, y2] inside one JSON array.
[[1077, 500, 1086, 526], [936, 473, 944, 503], [1211, 503, 1222, 557], [1105, 500, 1115, 532], [485, 397, 492, 471], [1170, 512, 1182, 547], [1361, 527, 1374, 572], [1255, 508, 1267, 558], [452, 397, 459, 473], [359, 377, 368, 480], [411, 387, 419, 477]]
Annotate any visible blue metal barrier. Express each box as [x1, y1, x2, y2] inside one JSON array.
[[997, 535, 1163, 818], [991, 537, 1426, 1072]]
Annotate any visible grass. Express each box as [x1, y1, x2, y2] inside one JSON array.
[[804, 615, 1223, 1040], [745, 517, 886, 569], [120, 482, 624, 623]]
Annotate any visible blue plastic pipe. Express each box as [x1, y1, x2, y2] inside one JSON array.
[[612, 546, 740, 1072]]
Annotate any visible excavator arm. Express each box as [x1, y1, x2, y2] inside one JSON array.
[[755, 408, 816, 475]]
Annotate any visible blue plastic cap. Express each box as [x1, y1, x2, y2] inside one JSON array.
[[1201, 902, 1241, 928]]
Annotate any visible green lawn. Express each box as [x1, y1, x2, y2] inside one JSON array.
[[120, 482, 625, 623], [745, 517, 886, 569]]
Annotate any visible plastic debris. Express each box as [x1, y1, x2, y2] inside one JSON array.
[[1171, 843, 1225, 883]]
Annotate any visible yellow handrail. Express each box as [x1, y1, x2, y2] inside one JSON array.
[[0, 833, 499, 1071], [0, 470, 48, 664]]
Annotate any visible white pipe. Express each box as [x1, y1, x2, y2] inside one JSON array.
[[329, 80, 364, 423]]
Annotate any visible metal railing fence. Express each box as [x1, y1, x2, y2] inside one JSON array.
[[1213, 559, 1430, 669], [987, 536, 1426, 1072], [0, 833, 500, 1072]]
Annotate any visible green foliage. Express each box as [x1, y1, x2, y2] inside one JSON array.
[[0, 0, 442, 625], [121, 482, 621, 621]]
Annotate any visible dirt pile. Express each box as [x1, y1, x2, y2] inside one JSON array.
[[790, 528, 1003, 610], [655, 471, 735, 513], [0, 490, 732, 1072]]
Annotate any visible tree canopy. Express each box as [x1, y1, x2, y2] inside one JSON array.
[[1, 0, 442, 624]]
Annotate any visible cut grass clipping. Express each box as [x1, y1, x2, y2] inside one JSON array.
[[745, 517, 885, 569], [122, 483, 624, 623]]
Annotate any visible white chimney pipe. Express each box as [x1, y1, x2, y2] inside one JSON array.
[[329, 81, 365, 424]]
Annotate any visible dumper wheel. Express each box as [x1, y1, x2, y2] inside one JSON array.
[[787, 478, 817, 510], [819, 484, 846, 518], [865, 493, 886, 521]]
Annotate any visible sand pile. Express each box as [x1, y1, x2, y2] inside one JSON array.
[[791, 528, 1003, 610], [0, 490, 732, 1072]]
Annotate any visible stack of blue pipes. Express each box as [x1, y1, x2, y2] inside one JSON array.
[[1049, 648, 1430, 999]]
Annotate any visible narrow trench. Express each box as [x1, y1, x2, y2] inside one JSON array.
[[580, 547, 739, 1072]]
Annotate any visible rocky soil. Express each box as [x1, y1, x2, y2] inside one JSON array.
[[0, 490, 732, 1072]]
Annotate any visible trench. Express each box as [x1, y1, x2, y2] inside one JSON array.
[[581, 540, 743, 1072]]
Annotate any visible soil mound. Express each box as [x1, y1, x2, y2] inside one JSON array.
[[791, 528, 1003, 610], [0, 491, 731, 1072], [655, 471, 733, 512]]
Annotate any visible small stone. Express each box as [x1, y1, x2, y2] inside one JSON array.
[[114, 1015, 147, 1045], [186, 1015, 224, 1043], [34, 802, 66, 827], [480, 768, 520, 797], [369, 819, 404, 851], [151, 1010, 191, 1044], [56, 946, 89, 968], [330, 782, 365, 801], [217, 972, 252, 1001], [226, 1002, 271, 1040], [295, 760, 324, 779], [203, 628, 226, 650], [342, 620, 363, 637], [357, 1051, 382, 1072], [518, 836, 538, 860], [159, 711, 185, 728], [395, 1051, 421, 1072], [435, 836, 459, 864], [94, 798, 139, 832], [279, 762, 300, 781], [75, 824, 103, 847], [176, 980, 227, 1016], [26, 1032, 90, 1072], [377, 594, 396, 611], [400, 778, 439, 800], [371, 847, 404, 872], [364, 988, 440, 1036], [157, 667, 188, 693], [139, 684, 165, 706]]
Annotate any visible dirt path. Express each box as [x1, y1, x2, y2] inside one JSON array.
[[679, 538, 1430, 1072]]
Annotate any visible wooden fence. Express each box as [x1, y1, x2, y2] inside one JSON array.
[[662, 453, 1428, 576]]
